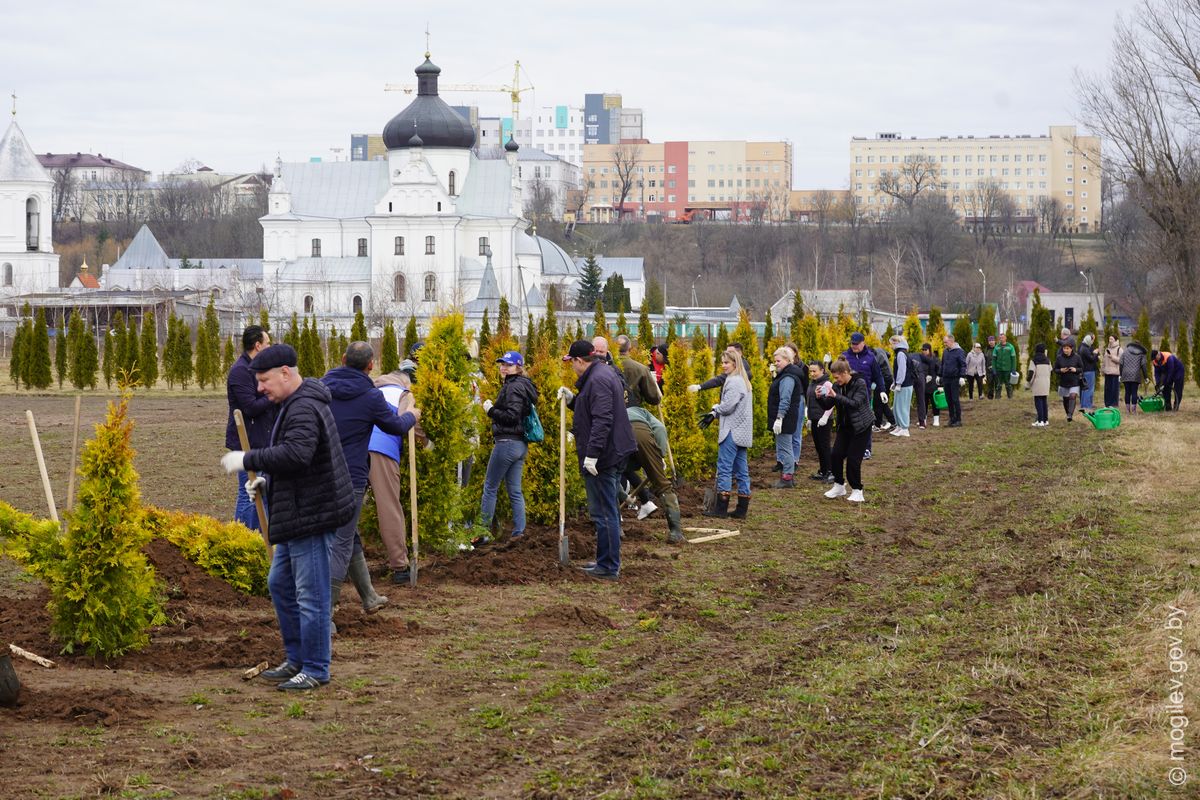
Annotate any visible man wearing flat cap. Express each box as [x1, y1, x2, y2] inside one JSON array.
[[558, 340, 637, 580], [220, 343, 356, 692]]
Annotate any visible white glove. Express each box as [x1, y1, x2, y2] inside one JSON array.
[[557, 387, 573, 402], [926, 375, 933, 384], [583, 456, 599, 476], [711, 403, 721, 416], [823, 353, 831, 363], [890, 384, 899, 393], [221, 451, 245, 474], [244, 475, 266, 502], [818, 409, 833, 427], [482, 399, 493, 412], [769, 364, 777, 377], [424, 438, 435, 451], [567, 432, 575, 444], [880, 392, 889, 404], [959, 377, 966, 387], [772, 418, 783, 435], [687, 384, 700, 393], [662, 459, 669, 473]]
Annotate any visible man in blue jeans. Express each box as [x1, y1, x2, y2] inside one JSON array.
[[559, 340, 637, 580], [221, 344, 356, 692], [224, 325, 275, 530]]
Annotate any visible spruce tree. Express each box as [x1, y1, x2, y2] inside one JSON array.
[[637, 300, 653, 352], [139, 311, 159, 388], [54, 316, 67, 388], [593, 298, 608, 338], [477, 309, 491, 355], [403, 315, 419, 357], [1175, 320, 1190, 384], [1134, 307, 1151, 350], [29, 308, 52, 389], [380, 319, 399, 373], [351, 309, 367, 341], [576, 253, 603, 310], [9, 317, 24, 388]]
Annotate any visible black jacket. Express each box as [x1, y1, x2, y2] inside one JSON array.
[[873, 347, 894, 386], [243, 379, 356, 544], [941, 345, 967, 380], [1078, 342, 1098, 372], [806, 371, 834, 422], [767, 363, 807, 435], [1055, 351, 1084, 389], [698, 353, 753, 391], [489, 374, 539, 441], [225, 352, 278, 450], [571, 362, 637, 472], [832, 373, 875, 435]]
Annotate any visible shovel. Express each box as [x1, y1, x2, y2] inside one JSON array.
[[233, 409, 271, 556], [408, 427, 420, 586], [558, 394, 569, 566]]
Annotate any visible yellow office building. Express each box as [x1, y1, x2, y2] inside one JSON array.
[[849, 125, 1101, 232]]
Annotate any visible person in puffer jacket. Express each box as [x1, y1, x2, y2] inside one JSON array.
[[806, 361, 835, 481], [822, 359, 875, 503], [1120, 341, 1148, 413], [1152, 350, 1186, 411], [479, 350, 540, 538]]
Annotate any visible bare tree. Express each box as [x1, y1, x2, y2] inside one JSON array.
[[1035, 196, 1067, 241], [895, 193, 964, 305], [51, 168, 76, 223], [879, 238, 909, 314], [611, 143, 641, 220], [875, 154, 941, 212], [523, 174, 558, 225]]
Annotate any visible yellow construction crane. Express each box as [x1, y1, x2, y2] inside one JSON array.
[[385, 60, 534, 125]]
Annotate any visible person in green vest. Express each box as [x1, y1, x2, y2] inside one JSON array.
[[990, 333, 1018, 399]]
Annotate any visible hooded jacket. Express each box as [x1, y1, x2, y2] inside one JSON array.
[[1028, 351, 1052, 396], [322, 366, 415, 489], [488, 373, 539, 441], [872, 347, 894, 387], [1078, 340, 1099, 372], [841, 345, 885, 389], [892, 346, 915, 388], [242, 378, 356, 544], [1120, 342, 1148, 383], [831, 372, 875, 435]]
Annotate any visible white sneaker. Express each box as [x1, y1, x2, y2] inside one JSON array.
[[880, 421, 892, 431], [636, 501, 658, 520], [894, 428, 910, 437], [889, 427, 903, 436], [847, 489, 865, 503], [1032, 421, 1041, 427], [933, 417, 940, 427], [824, 482, 847, 499]]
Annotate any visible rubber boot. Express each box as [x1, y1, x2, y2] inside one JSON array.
[[348, 550, 388, 613], [329, 580, 342, 635], [666, 506, 685, 544], [729, 494, 750, 520], [704, 491, 730, 518]]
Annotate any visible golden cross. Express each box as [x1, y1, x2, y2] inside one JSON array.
[[424, 24, 431, 58]]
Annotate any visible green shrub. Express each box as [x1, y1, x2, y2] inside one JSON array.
[[662, 341, 709, 481], [141, 508, 269, 596]]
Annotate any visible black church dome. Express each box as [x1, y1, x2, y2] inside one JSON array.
[[382, 56, 477, 150]]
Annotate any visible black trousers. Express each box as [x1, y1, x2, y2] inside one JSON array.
[[1103, 374, 1120, 408], [1162, 377, 1185, 410], [873, 388, 896, 426], [810, 422, 832, 474], [1034, 396, 1048, 423], [966, 375, 985, 398], [831, 428, 870, 490], [1123, 381, 1140, 407], [914, 378, 928, 424], [945, 380, 962, 424]]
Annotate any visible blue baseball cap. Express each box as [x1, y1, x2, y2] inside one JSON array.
[[496, 350, 524, 366], [850, 332, 865, 344]]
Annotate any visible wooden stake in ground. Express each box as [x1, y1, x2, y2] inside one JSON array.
[[233, 409, 271, 556], [654, 404, 679, 487], [408, 427, 419, 587], [25, 410, 58, 525], [9, 643, 56, 669], [558, 393, 569, 566], [66, 394, 81, 511]]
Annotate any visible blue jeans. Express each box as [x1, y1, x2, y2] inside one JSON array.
[[1080, 371, 1096, 410], [328, 487, 365, 584], [481, 438, 528, 535], [583, 467, 622, 575], [716, 435, 750, 495], [774, 429, 795, 476], [892, 386, 913, 430], [268, 531, 334, 682], [235, 471, 261, 531], [791, 399, 804, 462]]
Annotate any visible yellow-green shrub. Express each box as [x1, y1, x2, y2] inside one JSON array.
[[662, 341, 710, 480], [141, 508, 269, 596]]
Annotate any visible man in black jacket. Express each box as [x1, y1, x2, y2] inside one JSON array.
[[940, 334, 967, 427], [220, 344, 356, 692], [225, 325, 275, 531], [559, 340, 637, 580]]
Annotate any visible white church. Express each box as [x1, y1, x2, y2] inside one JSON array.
[[0, 119, 60, 299]]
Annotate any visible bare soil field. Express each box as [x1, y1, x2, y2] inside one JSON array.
[[1, 391, 1198, 799]]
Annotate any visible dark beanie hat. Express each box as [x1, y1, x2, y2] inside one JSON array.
[[249, 343, 298, 371]]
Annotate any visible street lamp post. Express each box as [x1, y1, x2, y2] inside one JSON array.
[[978, 268, 986, 307], [691, 274, 701, 308]]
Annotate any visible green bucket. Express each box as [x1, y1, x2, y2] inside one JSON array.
[[932, 388, 948, 410], [1139, 394, 1165, 413], [1082, 407, 1121, 430]]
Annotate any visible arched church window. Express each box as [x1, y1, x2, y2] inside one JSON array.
[[353, 295, 363, 314], [478, 237, 489, 256], [311, 239, 321, 257], [357, 238, 368, 257], [425, 236, 435, 255], [448, 171, 457, 196], [26, 198, 40, 252], [303, 295, 314, 314], [424, 273, 436, 301], [393, 273, 406, 302], [2, 263, 12, 287], [394, 236, 405, 255]]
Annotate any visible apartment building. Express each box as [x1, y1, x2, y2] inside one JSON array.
[[849, 125, 1101, 232], [511, 105, 586, 170], [583, 93, 643, 145], [581, 139, 792, 222]]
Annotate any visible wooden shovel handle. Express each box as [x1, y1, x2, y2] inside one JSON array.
[[233, 409, 271, 555]]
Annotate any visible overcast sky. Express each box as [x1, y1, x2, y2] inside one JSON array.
[[3, 0, 1137, 187]]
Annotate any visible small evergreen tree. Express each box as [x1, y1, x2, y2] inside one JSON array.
[[326, 325, 340, 369], [297, 317, 318, 377], [122, 317, 141, 383], [77, 318, 99, 390], [665, 315, 681, 351], [637, 300, 654, 353], [615, 307, 628, 335], [161, 315, 177, 389], [789, 290, 805, 343], [351, 309, 367, 341], [139, 311, 159, 388], [29, 308, 53, 389], [763, 310, 775, 356], [576, 253, 604, 310], [732, 310, 768, 443], [9, 316, 24, 387], [54, 315, 67, 388], [176, 321, 193, 389], [477, 309, 491, 355], [222, 334, 236, 376], [882, 323, 896, 342], [380, 319, 399, 373], [402, 315, 419, 357], [102, 322, 116, 389], [903, 307, 924, 353], [1005, 322, 1020, 370], [495, 299, 511, 340], [926, 306, 947, 349], [643, 276, 665, 314], [1159, 327, 1171, 353], [714, 323, 730, 369], [797, 315, 820, 364], [1028, 290, 1055, 371], [525, 313, 540, 357], [952, 313, 973, 352], [602, 273, 628, 313], [1079, 305, 1099, 347], [259, 308, 270, 332], [194, 296, 222, 389], [977, 304, 998, 345], [1175, 320, 1190, 384], [661, 340, 710, 480], [592, 298, 608, 338], [1134, 307, 1151, 350]]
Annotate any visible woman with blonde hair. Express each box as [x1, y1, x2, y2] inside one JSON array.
[[704, 348, 753, 519], [768, 346, 807, 488]]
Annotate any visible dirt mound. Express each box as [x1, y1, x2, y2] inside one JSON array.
[[146, 537, 253, 606], [422, 526, 592, 586], [4, 685, 159, 726], [522, 604, 617, 631]]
